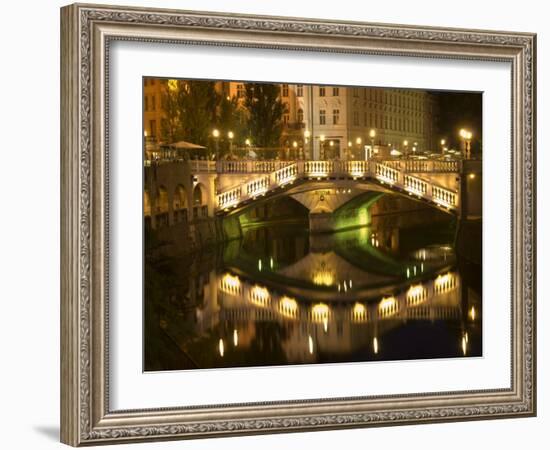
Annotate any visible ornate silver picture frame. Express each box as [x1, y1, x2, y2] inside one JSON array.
[[60, 3, 536, 446]]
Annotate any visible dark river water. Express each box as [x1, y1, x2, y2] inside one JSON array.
[[144, 206, 482, 371]]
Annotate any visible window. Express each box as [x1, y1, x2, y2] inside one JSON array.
[[283, 102, 289, 124], [149, 120, 156, 137], [319, 109, 326, 125], [144, 95, 149, 112], [150, 78, 155, 85], [319, 86, 325, 97], [333, 87, 339, 96], [384, 116, 388, 129], [296, 85, 303, 97], [364, 111, 367, 126], [282, 84, 289, 97], [143, 78, 148, 86], [353, 111, 359, 126], [151, 95, 156, 111], [333, 109, 340, 125], [353, 87, 360, 97], [297, 108, 304, 123]]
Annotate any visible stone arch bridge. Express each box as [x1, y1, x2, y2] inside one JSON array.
[[144, 158, 481, 242]]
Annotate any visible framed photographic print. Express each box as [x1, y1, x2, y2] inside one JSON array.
[[60, 3, 537, 446]]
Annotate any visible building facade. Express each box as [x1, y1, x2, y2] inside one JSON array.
[[143, 79, 438, 160], [274, 84, 438, 160], [143, 77, 166, 140]]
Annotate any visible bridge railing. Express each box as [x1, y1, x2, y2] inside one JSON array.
[[216, 159, 460, 213], [215, 160, 294, 174], [388, 159, 461, 173], [189, 160, 217, 173]]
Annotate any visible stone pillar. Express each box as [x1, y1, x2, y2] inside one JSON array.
[[309, 212, 335, 233]]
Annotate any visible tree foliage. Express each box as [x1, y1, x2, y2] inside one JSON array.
[[244, 84, 286, 148], [159, 80, 284, 156]]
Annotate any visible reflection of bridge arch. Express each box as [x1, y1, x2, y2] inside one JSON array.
[[216, 269, 465, 328]]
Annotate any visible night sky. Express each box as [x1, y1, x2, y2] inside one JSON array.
[[431, 91, 482, 153]]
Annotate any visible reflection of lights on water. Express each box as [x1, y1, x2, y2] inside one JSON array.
[[406, 268, 410, 278], [416, 249, 427, 260], [221, 273, 241, 295], [461, 335, 467, 356], [434, 272, 456, 293], [218, 339, 225, 357], [469, 306, 476, 321], [352, 303, 367, 322], [323, 317, 328, 333], [270, 257, 274, 269], [373, 337, 379, 354], [343, 280, 348, 292], [337, 283, 341, 292], [279, 296, 298, 318], [312, 303, 330, 322], [421, 262, 424, 272], [313, 269, 334, 286], [308, 335, 314, 354], [349, 279, 353, 288], [378, 296, 398, 317], [250, 285, 270, 307], [258, 259, 262, 271], [407, 284, 426, 305], [233, 329, 238, 347], [413, 265, 417, 276]]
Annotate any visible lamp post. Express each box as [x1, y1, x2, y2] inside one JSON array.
[[227, 130, 234, 159], [212, 128, 220, 161], [245, 138, 251, 158], [320, 134, 325, 160], [459, 129, 473, 159], [369, 129, 376, 160], [403, 139, 409, 157], [440, 138, 446, 155], [356, 137, 362, 161]]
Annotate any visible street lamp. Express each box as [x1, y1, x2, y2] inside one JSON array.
[[369, 129, 376, 160], [403, 139, 409, 156], [320, 134, 325, 160], [459, 129, 473, 159], [304, 130, 311, 160], [440, 138, 446, 155], [212, 128, 220, 160], [355, 137, 362, 161], [228, 130, 234, 158]]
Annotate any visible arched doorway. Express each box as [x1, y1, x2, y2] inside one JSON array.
[[156, 185, 169, 228], [173, 184, 188, 223], [193, 183, 208, 219], [144, 189, 152, 230]]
